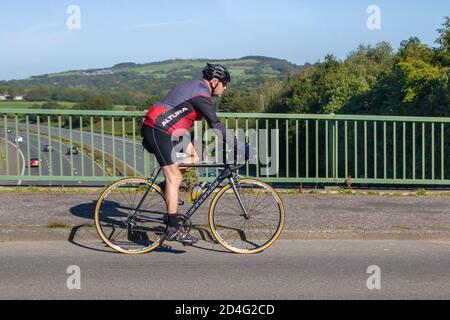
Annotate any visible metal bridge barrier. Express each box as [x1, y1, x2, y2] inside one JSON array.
[[0, 108, 448, 186]]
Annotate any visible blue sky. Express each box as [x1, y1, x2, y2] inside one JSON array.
[[0, 0, 448, 80]]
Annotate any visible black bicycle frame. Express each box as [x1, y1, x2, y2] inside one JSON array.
[[133, 166, 162, 216], [134, 164, 246, 220], [184, 164, 234, 219]]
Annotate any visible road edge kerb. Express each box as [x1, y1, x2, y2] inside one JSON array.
[[1, 225, 449, 242], [0, 186, 450, 197]]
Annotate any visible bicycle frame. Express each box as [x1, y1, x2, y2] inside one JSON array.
[[183, 164, 245, 219], [134, 163, 247, 221]]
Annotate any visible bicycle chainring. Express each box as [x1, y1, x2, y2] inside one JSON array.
[[177, 214, 192, 233]]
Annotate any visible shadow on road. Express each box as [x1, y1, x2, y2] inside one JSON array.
[[68, 201, 230, 255], [69, 200, 97, 220], [68, 224, 120, 254], [189, 225, 232, 254], [68, 224, 187, 254]]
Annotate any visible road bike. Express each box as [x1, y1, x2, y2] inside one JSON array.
[[94, 163, 285, 254]]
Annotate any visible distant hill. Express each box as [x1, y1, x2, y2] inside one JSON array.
[[4, 57, 299, 91], [0, 56, 302, 107], [39, 56, 299, 79]]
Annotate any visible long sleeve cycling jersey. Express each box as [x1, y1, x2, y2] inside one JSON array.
[[144, 78, 245, 152]]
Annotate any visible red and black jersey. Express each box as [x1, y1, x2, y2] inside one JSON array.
[[143, 78, 251, 160], [144, 78, 235, 145]]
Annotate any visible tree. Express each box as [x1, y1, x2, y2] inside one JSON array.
[[139, 95, 161, 111], [25, 86, 52, 101], [51, 87, 84, 102], [434, 16, 450, 66], [257, 79, 284, 112], [75, 95, 113, 110], [216, 90, 260, 113]]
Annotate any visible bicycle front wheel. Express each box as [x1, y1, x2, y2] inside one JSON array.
[[209, 178, 285, 254], [94, 177, 167, 254]]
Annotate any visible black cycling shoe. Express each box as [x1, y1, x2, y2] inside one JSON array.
[[166, 227, 199, 245], [158, 181, 184, 206]]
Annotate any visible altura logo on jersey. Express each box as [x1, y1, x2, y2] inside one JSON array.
[[162, 107, 189, 127]]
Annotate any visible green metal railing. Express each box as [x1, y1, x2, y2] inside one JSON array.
[[0, 108, 449, 186]]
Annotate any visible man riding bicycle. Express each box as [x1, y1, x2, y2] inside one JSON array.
[[141, 63, 251, 245]]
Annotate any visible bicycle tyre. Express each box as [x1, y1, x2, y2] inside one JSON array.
[[94, 177, 166, 254], [209, 178, 285, 254]]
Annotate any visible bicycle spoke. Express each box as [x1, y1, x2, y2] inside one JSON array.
[[248, 185, 263, 212], [211, 180, 284, 253], [95, 178, 166, 254], [248, 218, 274, 240], [249, 192, 272, 214], [118, 187, 133, 217], [246, 218, 263, 247]]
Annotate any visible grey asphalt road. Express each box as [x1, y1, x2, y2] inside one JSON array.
[[0, 193, 449, 241], [5, 131, 105, 185], [9, 122, 148, 176], [0, 240, 449, 300], [0, 137, 24, 185]]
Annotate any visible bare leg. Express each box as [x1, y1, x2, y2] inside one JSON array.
[[161, 142, 200, 244], [162, 165, 183, 215], [163, 142, 201, 213], [162, 162, 199, 244]]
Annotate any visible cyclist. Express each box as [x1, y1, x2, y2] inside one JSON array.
[[141, 63, 251, 245]]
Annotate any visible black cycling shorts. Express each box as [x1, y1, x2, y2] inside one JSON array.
[[141, 124, 187, 167]]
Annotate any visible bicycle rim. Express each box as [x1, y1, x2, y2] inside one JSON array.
[[209, 179, 285, 254], [95, 178, 167, 254]]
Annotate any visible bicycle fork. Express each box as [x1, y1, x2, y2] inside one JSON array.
[[230, 176, 250, 219]]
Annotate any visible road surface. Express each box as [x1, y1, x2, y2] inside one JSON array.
[[4, 130, 105, 185], [0, 240, 449, 300]]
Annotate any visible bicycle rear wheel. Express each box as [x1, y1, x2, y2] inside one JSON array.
[[94, 177, 167, 254], [209, 178, 285, 254]]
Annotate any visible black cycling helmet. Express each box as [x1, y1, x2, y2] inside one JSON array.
[[202, 63, 231, 85]]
